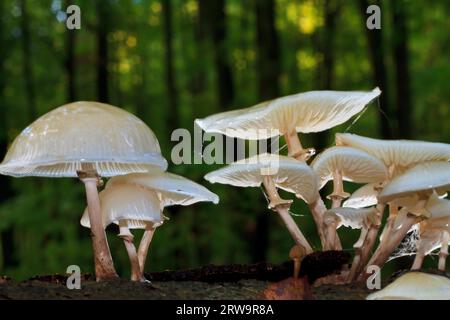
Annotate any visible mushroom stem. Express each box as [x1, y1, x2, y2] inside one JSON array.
[[137, 226, 156, 274], [289, 245, 306, 279], [118, 224, 145, 282], [328, 170, 350, 209], [78, 169, 118, 281], [350, 204, 385, 279], [411, 251, 425, 270], [263, 176, 313, 254], [347, 227, 369, 282], [283, 130, 315, 161], [360, 211, 419, 281], [309, 198, 342, 250], [438, 231, 449, 271]]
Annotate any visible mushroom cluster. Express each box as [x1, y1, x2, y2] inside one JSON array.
[[0, 101, 218, 282], [198, 88, 450, 283]]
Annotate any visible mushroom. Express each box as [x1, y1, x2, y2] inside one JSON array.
[[104, 171, 219, 273], [411, 194, 450, 271], [204, 153, 319, 253], [343, 183, 379, 209], [81, 184, 164, 282], [0, 102, 167, 281], [323, 207, 378, 281], [311, 146, 387, 251], [336, 133, 450, 279], [289, 245, 307, 279], [335, 133, 450, 177], [311, 146, 388, 208], [365, 162, 450, 274], [366, 272, 450, 300], [196, 88, 380, 161]]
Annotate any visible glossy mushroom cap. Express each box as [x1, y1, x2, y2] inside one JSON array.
[[80, 184, 163, 229], [311, 146, 388, 190], [378, 162, 450, 203], [196, 88, 380, 140], [336, 133, 450, 177], [325, 207, 378, 229], [0, 102, 167, 177], [204, 153, 318, 204], [106, 172, 219, 206], [343, 183, 379, 208], [366, 272, 450, 300]]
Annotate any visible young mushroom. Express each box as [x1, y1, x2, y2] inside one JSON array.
[[364, 161, 450, 276], [311, 146, 387, 250], [204, 153, 319, 253], [196, 88, 380, 161], [412, 194, 450, 271], [289, 245, 307, 278], [104, 171, 219, 274], [81, 184, 164, 282], [0, 102, 167, 281], [366, 272, 450, 300]]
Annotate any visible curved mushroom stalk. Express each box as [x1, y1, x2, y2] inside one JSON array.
[[308, 198, 339, 250], [137, 226, 156, 274], [328, 170, 350, 209], [347, 227, 369, 282], [438, 231, 449, 271], [118, 223, 147, 282], [78, 169, 118, 281], [411, 230, 441, 270], [284, 130, 315, 162], [263, 176, 313, 254], [361, 207, 421, 281]]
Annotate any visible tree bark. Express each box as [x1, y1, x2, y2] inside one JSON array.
[[20, 0, 37, 120], [253, 0, 281, 262], [359, 0, 392, 139], [391, 0, 412, 138], [162, 0, 179, 130], [314, 0, 340, 150], [209, 0, 234, 109], [65, 0, 76, 102], [96, 1, 109, 103]]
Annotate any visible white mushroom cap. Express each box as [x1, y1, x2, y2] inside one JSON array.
[[80, 184, 164, 229], [378, 162, 450, 203], [336, 133, 450, 176], [0, 102, 167, 177], [324, 207, 378, 229], [311, 146, 388, 190], [106, 172, 219, 207], [343, 183, 379, 208], [204, 153, 318, 204], [195, 88, 380, 140], [366, 272, 450, 300]]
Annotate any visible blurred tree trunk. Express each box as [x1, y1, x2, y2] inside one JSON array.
[[65, 0, 76, 102], [210, 0, 234, 109], [253, 0, 280, 262], [193, 0, 208, 97], [359, 0, 392, 139], [162, 0, 179, 130], [391, 0, 412, 138], [20, 0, 37, 120], [96, 1, 109, 103], [0, 0, 16, 269], [314, 0, 340, 150]]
